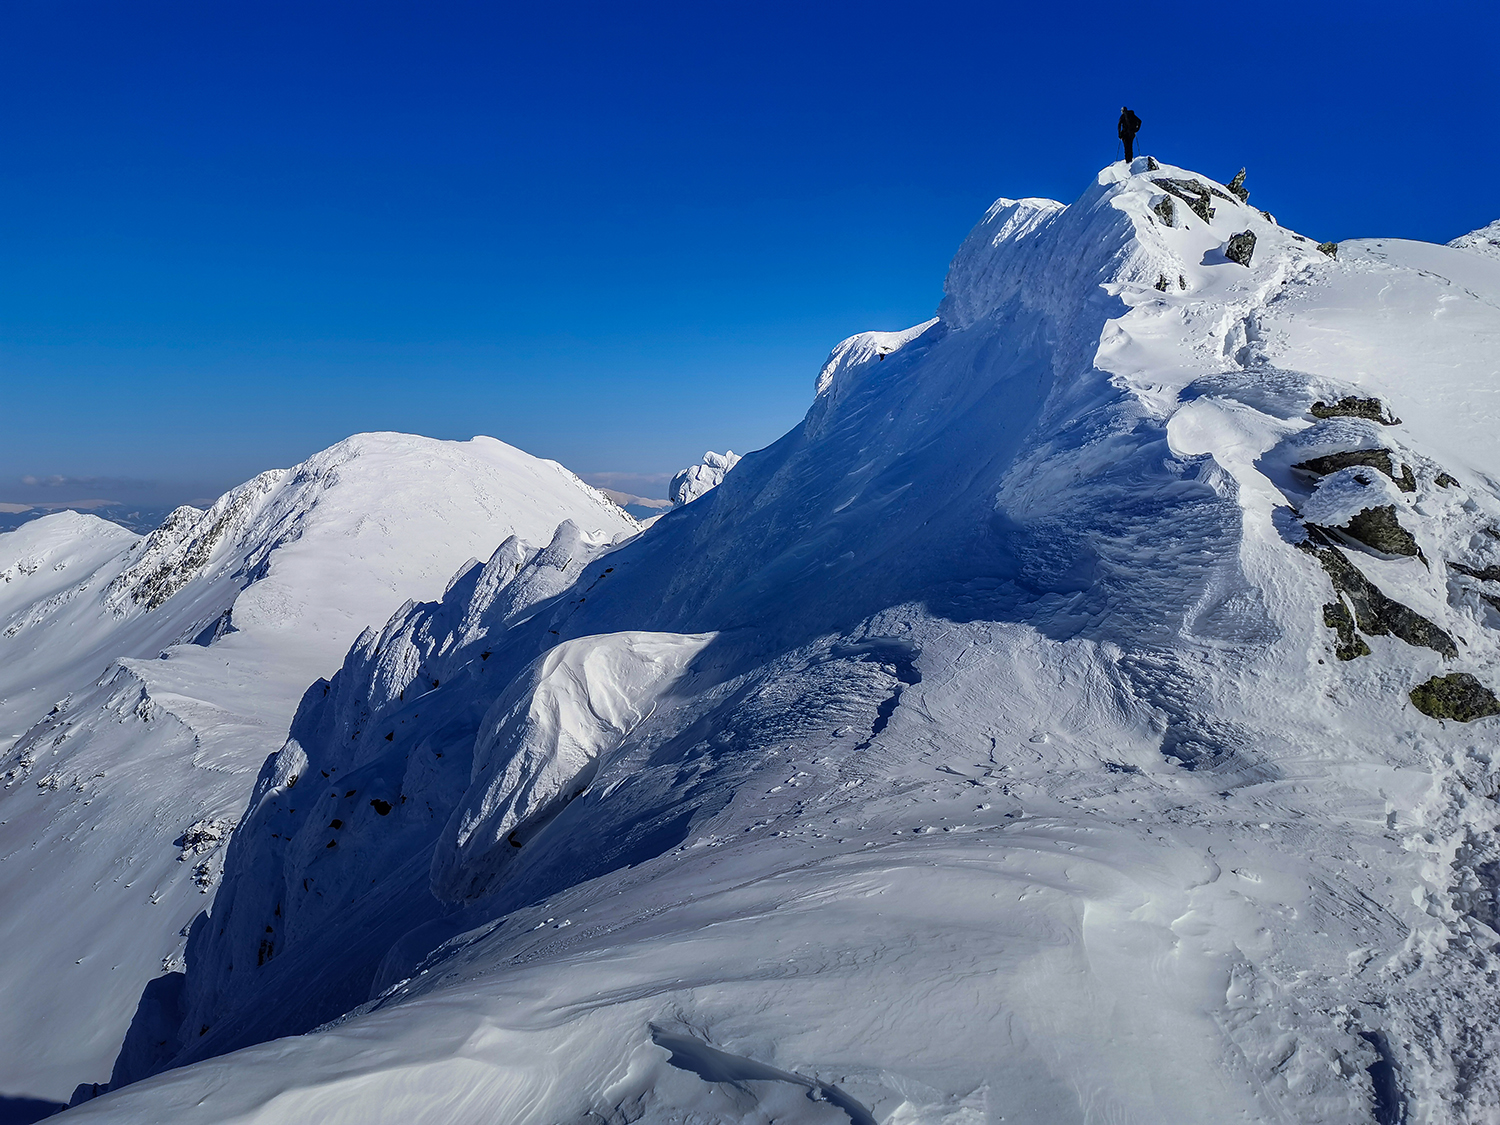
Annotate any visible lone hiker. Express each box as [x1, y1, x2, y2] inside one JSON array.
[[1118, 106, 1141, 162]]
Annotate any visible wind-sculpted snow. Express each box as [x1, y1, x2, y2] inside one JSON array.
[[79, 163, 1500, 1123], [0, 434, 635, 1105], [432, 630, 715, 902], [669, 451, 741, 506]]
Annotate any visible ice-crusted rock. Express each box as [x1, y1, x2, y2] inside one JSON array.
[[668, 451, 741, 506]]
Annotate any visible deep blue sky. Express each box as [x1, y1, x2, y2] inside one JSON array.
[[2, 1, 1496, 506]]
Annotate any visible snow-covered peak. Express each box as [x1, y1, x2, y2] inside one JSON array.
[[58, 162, 1500, 1124], [1449, 218, 1500, 260], [668, 450, 741, 506], [0, 511, 135, 604], [0, 430, 639, 1103]]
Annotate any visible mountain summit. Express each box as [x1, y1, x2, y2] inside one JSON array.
[[58, 161, 1500, 1123], [0, 433, 636, 1103]]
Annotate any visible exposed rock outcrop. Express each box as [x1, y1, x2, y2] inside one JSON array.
[[1338, 504, 1422, 558], [1227, 168, 1249, 203], [1409, 673, 1500, 722], [1301, 536, 1456, 657], [1309, 396, 1400, 425], [1451, 561, 1500, 583], [1225, 230, 1256, 266], [1323, 600, 1372, 661], [1152, 177, 1215, 222], [1294, 449, 1415, 492]]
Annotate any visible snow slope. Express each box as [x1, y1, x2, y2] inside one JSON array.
[[0, 433, 635, 1106], [63, 163, 1500, 1123]]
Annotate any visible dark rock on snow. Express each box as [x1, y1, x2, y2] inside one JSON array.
[[1339, 505, 1423, 559], [1310, 397, 1401, 425], [1451, 561, 1500, 583], [1224, 231, 1257, 266], [1227, 168, 1249, 203], [1323, 600, 1372, 661], [1300, 536, 1456, 657], [1409, 673, 1500, 723], [1293, 449, 1416, 493], [1152, 178, 1216, 222]]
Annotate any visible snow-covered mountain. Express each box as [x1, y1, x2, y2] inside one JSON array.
[[1450, 218, 1500, 261], [47, 163, 1500, 1123], [0, 433, 636, 1107]]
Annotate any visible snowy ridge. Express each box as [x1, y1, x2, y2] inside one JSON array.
[[0, 433, 636, 1105], [103, 470, 285, 615], [1449, 218, 1500, 261], [67, 165, 1500, 1123]]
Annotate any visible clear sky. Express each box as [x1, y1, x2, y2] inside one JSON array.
[[1, 0, 1496, 507]]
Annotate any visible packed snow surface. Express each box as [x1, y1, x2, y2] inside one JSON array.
[[0, 433, 635, 1106], [35, 162, 1500, 1123]]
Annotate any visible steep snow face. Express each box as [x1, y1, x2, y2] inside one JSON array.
[[668, 450, 741, 506], [86, 164, 1500, 1124], [1450, 217, 1500, 260], [0, 433, 636, 1104], [431, 630, 715, 902]]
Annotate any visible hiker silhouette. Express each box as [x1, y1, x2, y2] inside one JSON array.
[[1118, 107, 1141, 162]]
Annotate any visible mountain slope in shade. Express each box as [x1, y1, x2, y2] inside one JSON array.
[[0, 433, 636, 1105], [62, 165, 1500, 1123]]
